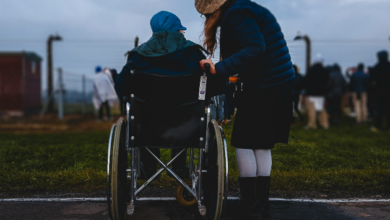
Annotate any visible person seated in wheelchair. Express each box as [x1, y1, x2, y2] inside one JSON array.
[[115, 11, 208, 180]]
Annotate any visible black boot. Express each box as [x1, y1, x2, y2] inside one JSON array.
[[228, 177, 257, 217], [249, 176, 271, 218]]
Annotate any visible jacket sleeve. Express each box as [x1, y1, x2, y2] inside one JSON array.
[[215, 10, 266, 77]]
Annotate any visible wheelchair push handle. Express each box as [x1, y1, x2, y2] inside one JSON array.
[[204, 63, 211, 74]]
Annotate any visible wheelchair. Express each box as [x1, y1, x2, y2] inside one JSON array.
[[106, 63, 229, 220]]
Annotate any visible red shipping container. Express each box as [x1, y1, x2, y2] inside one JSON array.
[[0, 52, 42, 116]]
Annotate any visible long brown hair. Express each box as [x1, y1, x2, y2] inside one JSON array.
[[202, 1, 232, 57]]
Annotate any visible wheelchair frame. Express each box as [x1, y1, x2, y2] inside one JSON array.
[[107, 68, 229, 220]]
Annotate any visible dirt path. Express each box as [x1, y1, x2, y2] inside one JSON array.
[[1, 200, 389, 220], [0, 114, 116, 134]]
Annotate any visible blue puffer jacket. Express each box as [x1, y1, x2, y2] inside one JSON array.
[[216, 0, 295, 89]]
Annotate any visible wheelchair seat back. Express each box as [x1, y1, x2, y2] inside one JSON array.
[[128, 71, 207, 148]]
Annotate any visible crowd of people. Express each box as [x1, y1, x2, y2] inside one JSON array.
[[216, 51, 390, 133], [293, 51, 390, 131]]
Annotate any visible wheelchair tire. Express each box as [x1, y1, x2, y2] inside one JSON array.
[[203, 120, 225, 220], [106, 124, 117, 220], [111, 118, 128, 220], [176, 183, 197, 207]]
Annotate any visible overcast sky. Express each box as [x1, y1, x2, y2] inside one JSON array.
[[1, 0, 390, 91]]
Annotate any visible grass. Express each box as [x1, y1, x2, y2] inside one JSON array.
[[1, 118, 390, 193], [0, 132, 108, 192], [274, 120, 390, 192]]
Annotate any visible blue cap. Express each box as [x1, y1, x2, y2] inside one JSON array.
[[150, 11, 187, 33], [95, 66, 102, 73]]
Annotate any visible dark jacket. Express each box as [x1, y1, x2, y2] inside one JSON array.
[[292, 72, 303, 95], [304, 64, 329, 96], [115, 31, 207, 100], [327, 71, 347, 97], [349, 70, 369, 93], [372, 52, 390, 94], [215, 0, 295, 89]]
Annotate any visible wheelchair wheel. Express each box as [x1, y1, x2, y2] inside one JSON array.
[[106, 124, 117, 220], [176, 183, 197, 207], [203, 119, 225, 220], [111, 118, 128, 220]]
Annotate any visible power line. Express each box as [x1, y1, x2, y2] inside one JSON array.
[[0, 39, 135, 42], [285, 38, 389, 42]]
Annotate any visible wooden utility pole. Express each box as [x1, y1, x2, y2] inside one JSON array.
[[47, 34, 62, 112], [134, 36, 139, 48], [294, 32, 311, 74]]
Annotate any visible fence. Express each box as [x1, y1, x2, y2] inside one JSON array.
[[41, 68, 95, 118]]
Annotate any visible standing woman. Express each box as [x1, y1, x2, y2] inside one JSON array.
[[196, 0, 295, 218]]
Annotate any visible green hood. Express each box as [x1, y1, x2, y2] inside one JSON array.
[[130, 30, 206, 57]]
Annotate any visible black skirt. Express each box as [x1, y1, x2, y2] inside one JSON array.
[[231, 84, 292, 149]]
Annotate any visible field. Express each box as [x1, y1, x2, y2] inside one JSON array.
[[1, 116, 390, 195]]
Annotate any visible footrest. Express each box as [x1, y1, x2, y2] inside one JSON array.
[[198, 205, 207, 216], [127, 205, 135, 215]]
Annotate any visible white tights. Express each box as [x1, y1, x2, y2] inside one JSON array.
[[235, 149, 272, 177]]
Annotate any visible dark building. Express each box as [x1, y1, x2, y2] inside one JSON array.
[[0, 52, 42, 116]]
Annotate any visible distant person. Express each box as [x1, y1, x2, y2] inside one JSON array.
[[327, 64, 347, 124], [211, 74, 227, 127], [92, 66, 118, 121], [303, 54, 330, 129], [292, 65, 304, 124], [211, 94, 225, 126], [345, 67, 357, 116], [103, 68, 120, 115], [349, 63, 370, 123], [370, 51, 390, 132], [367, 67, 377, 120], [103, 68, 115, 85]]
